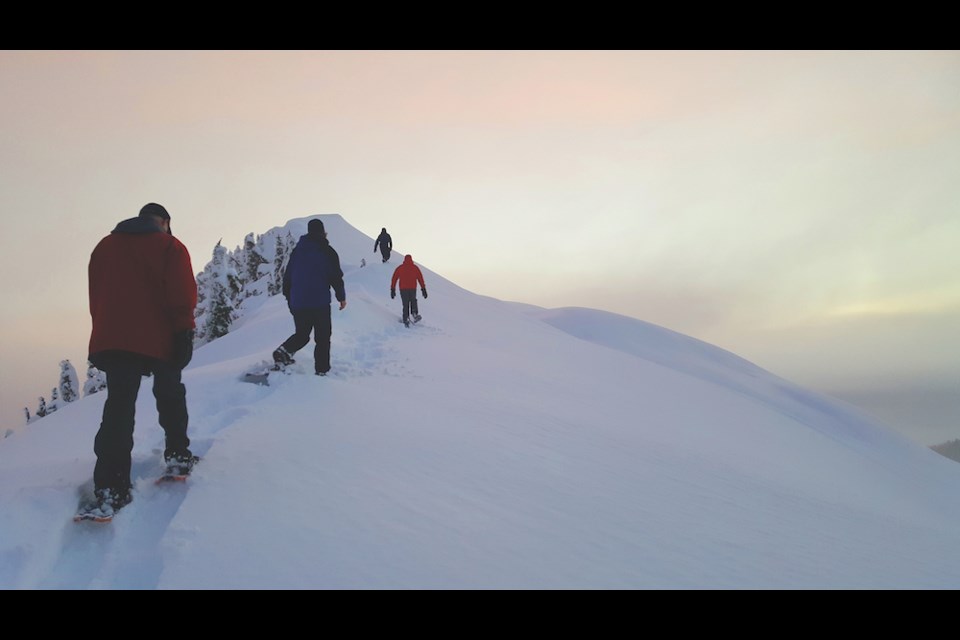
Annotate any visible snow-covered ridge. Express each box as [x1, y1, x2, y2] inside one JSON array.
[[3, 215, 960, 589]]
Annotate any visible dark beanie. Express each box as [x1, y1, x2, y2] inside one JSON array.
[[308, 219, 325, 235], [139, 203, 170, 220]]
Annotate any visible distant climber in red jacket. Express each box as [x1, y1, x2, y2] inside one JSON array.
[[390, 254, 427, 327], [85, 203, 198, 518]]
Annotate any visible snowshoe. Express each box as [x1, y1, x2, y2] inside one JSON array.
[[157, 453, 200, 483], [272, 346, 295, 366], [242, 359, 288, 385], [74, 487, 132, 523]]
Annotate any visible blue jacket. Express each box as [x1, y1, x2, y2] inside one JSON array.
[[282, 232, 346, 309]]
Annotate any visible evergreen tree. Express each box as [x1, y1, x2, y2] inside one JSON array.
[[84, 362, 107, 396], [195, 241, 242, 345], [228, 243, 244, 289], [59, 360, 80, 403], [192, 226, 300, 345], [193, 266, 211, 343], [256, 233, 272, 273], [243, 232, 269, 292], [268, 233, 287, 296], [24, 407, 30, 424], [47, 388, 59, 414], [205, 283, 234, 340], [268, 231, 296, 297], [36, 397, 47, 419], [286, 230, 296, 257]]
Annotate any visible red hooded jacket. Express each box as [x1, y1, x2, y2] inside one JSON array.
[[391, 255, 426, 291], [88, 217, 197, 363]]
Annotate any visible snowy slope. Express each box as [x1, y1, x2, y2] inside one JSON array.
[[3, 215, 960, 589]]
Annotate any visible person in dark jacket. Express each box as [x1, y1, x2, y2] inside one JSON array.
[[274, 218, 347, 375], [390, 254, 427, 327], [87, 203, 198, 516], [374, 228, 393, 263]]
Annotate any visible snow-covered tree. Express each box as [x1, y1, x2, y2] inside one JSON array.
[[36, 397, 47, 419], [84, 362, 107, 396], [285, 231, 296, 261], [191, 225, 302, 345], [195, 241, 242, 345], [204, 286, 234, 341], [268, 234, 285, 296], [24, 407, 30, 424], [59, 360, 80, 403], [230, 232, 272, 301], [47, 388, 59, 414], [228, 243, 244, 288], [243, 232, 269, 293], [268, 231, 296, 297]]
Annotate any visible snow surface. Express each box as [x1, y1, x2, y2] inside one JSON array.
[[3, 214, 960, 589]]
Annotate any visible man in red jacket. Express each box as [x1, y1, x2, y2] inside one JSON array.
[[86, 203, 198, 517], [390, 254, 428, 327]]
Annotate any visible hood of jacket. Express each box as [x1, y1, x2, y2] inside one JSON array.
[[111, 216, 166, 235], [303, 230, 330, 248]]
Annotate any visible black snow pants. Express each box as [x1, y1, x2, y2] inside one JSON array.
[[400, 289, 419, 323], [94, 353, 190, 492], [282, 306, 333, 374]]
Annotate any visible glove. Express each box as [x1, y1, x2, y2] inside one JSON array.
[[390, 289, 396, 299], [421, 288, 428, 299], [171, 330, 194, 370]]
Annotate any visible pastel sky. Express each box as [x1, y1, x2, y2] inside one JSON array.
[[1, 51, 958, 443]]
